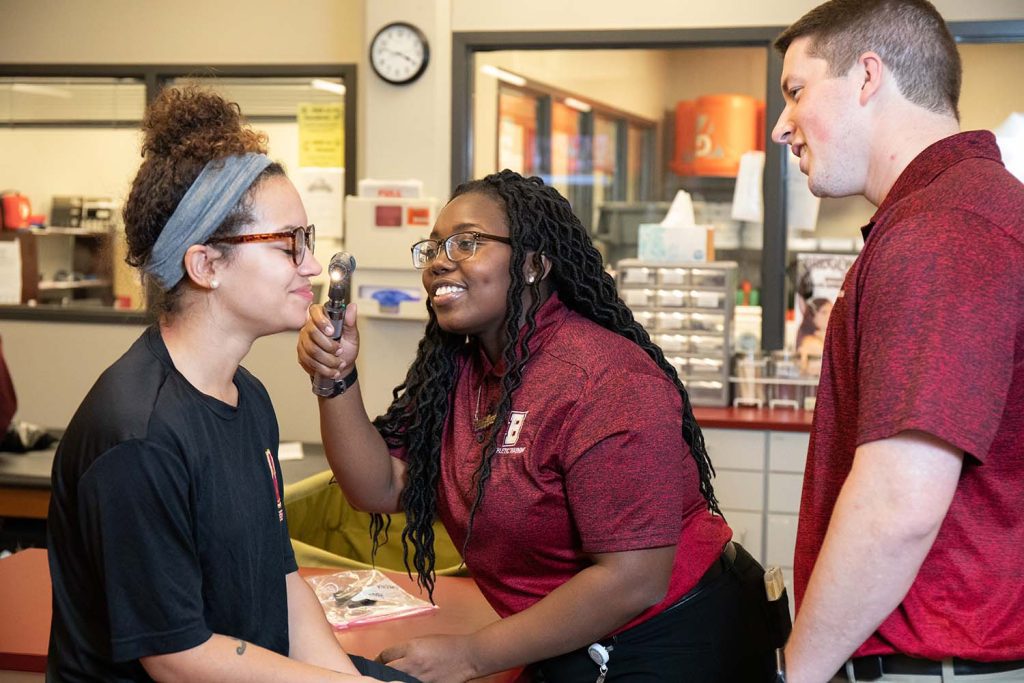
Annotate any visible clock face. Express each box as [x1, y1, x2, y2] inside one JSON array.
[[370, 22, 430, 85]]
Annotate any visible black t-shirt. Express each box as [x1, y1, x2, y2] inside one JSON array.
[[47, 326, 297, 681]]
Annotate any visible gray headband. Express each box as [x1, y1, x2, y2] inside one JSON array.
[[145, 152, 273, 290]]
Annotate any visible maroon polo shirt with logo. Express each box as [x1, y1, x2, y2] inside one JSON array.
[[795, 131, 1024, 660], [394, 294, 730, 633]]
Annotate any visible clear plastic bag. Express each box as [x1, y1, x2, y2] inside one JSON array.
[[306, 569, 437, 630]]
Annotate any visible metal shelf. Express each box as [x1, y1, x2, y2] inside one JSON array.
[[38, 279, 112, 291], [30, 226, 112, 237]]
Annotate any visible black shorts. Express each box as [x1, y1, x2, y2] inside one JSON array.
[[351, 654, 423, 682]]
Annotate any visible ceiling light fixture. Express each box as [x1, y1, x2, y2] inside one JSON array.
[[311, 79, 346, 96], [479, 65, 527, 87]]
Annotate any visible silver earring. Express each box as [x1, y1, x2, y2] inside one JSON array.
[[527, 275, 536, 284], [210, 279, 219, 290]]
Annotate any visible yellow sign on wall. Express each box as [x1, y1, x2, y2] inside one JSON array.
[[298, 102, 344, 168]]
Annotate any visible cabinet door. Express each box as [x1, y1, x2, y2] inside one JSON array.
[[704, 428, 765, 471], [766, 513, 799, 569], [768, 472, 804, 514], [714, 470, 763, 512], [722, 509, 763, 564], [768, 431, 810, 473]]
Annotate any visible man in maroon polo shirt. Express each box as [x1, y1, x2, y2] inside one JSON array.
[[770, 1, 1024, 682]]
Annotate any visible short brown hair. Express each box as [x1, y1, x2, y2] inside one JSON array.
[[775, 0, 961, 119]]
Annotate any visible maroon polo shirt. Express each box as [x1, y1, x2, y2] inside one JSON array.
[[795, 131, 1024, 660], [394, 294, 730, 633]]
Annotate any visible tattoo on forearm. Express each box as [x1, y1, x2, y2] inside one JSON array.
[[236, 639, 247, 655]]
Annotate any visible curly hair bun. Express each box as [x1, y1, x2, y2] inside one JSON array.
[[141, 84, 268, 161], [123, 83, 273, 279]]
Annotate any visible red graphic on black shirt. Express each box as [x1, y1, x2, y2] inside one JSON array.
[[265, 449, 284, 522]]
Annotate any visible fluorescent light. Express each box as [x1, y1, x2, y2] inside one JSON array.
[[11, 83, 72, 99], [479, 65, 527, 87], [311, 79, 346, 96], [563, 97, 592, 112]]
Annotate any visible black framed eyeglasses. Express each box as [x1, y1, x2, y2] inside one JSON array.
[[207, 224, 315, 266], [410, 231, 511, 269]]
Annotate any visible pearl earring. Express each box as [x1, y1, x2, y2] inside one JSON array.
[[210, 279, 219, 290], [527, 275, 536, 284]]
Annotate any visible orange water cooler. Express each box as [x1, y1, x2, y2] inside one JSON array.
[[670, 100, 697, 176], [691, 94, 760, 176]]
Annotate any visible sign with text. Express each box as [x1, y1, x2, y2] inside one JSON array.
[[298, 102, 344, 168]]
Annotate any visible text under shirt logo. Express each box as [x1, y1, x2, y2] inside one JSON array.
[[265, 449, 285, 522], [503, 411, 529, 447]]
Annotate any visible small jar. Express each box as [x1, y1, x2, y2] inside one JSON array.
[[734, 351, 767, 407], [769, 349, 801, 409]]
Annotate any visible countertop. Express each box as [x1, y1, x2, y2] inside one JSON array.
[[693, 406, 813, 432], [1, 411, 812, 494]]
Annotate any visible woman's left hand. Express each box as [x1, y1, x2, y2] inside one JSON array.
[[378, 634, 479, 683]]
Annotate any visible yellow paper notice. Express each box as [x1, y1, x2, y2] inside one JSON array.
[[298, 103, 344, 168]]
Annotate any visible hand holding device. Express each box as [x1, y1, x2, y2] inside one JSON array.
[[311, 252, 356, 397]]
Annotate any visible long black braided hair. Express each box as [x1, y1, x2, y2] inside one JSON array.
[[371, 169, 720, 599]]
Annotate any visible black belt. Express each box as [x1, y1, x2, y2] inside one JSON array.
[[657, 540, 737, 618], [695, 541, 737, 589], [836, 654, 1024, 680], [585, 541, 737, 649]]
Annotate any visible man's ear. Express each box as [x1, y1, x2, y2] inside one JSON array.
[[182, 244, 222, 290], [857, 51, 884, 106]]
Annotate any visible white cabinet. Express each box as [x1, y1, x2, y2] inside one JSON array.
[[767, 473, 803, 514], [716, 470, 764, 512], [724, 510, 763, 563], [704, 425, 810, 599], [704, 427, 765, 561]]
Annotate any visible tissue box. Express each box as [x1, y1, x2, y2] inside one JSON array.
[[637, 224, 715, 263]]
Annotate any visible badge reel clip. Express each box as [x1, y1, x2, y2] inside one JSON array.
[[588, 642, 613, 683]]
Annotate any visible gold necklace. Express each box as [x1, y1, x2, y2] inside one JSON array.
[[472, 383, 497, 432]]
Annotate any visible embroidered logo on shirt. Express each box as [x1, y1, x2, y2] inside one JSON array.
[[503, 411, 529, 446], [265, 448, 285, 522]]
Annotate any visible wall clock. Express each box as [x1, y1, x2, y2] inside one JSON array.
[[369, 22, 430, 85]]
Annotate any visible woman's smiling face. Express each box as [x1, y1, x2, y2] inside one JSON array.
[[422, 191, 513, 359]]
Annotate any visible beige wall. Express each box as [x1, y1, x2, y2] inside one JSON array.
[[1, 0, 365, 63], [960, 42, 1024, 132], [451, 0, 1024, 31], [0, 320, 322, 442], [2, 0, 1022, 441]]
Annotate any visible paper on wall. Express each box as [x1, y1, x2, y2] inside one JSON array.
[[297, 168, 344, 241], [0, 241, 22, 304], [994, 112, 1024, 183], [731, 151, 765, 222], [786, 153, 821, 233]]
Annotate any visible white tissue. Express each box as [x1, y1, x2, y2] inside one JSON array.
[[660, 190, 697, 228]]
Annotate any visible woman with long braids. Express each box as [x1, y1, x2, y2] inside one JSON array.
[[298, 169, 774, 682]]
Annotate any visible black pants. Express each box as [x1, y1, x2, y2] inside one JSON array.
[[533, 543, 776, 682], [351, 654, 423, 682]]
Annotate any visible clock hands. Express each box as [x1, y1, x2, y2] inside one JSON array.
[[381, 48, 417, 65]]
